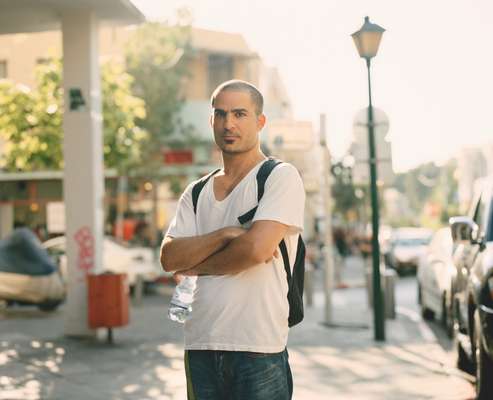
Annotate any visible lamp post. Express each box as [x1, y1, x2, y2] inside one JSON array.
[[351, 16, 386, 341]]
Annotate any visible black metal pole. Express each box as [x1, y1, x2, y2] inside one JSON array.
[[366, 58, 385, 341], [107, 327, 113, 344]]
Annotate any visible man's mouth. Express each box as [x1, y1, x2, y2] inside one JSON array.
[[223, 136, 238, 143]]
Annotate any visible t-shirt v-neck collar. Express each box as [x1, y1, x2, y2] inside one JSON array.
[[211, 160, 265, 204]]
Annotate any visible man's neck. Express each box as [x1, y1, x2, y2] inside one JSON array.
[[221, 150, 266, 179]]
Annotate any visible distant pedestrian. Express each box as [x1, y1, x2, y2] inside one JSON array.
[[160, 80, 305, 399], [333, 227, 348, 258]]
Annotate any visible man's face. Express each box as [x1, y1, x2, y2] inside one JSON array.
[[210, 90, 265, 155]]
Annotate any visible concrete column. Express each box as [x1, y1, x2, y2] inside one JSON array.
[[62, 10, 104, 336], [0, 204, 13, 239]]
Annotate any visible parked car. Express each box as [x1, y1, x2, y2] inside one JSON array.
[[385, 227, 433, 274], [0, 228, 65, 311], [450, 178, 493, 399], [42, 236, 167, 289], [417, 227, 455, 336]]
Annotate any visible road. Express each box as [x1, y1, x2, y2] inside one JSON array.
[[395, 274, 455, 354], [0, 255, 476, 400]]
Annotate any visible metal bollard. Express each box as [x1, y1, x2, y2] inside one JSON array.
[[304, 267, 314, 307], [133, 274, 144, 306], [365, 264, 397, 319], [383, 269, 396, 319], [365, 261, 376, 308]]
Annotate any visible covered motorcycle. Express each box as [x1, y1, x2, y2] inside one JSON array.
[[0, 228, 65, 311]]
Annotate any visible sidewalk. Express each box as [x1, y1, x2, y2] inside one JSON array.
[[0, 257, 475, 400]]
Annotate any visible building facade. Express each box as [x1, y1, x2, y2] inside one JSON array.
[[0, 25, 294, 237]]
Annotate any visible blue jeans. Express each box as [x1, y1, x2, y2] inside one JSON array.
[[184, 349, 293, 400]]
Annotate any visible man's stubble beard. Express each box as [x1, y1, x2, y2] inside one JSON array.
[[218, 137, 259, 155]]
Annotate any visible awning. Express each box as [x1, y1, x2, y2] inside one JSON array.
[[0, 0, 145, 35]]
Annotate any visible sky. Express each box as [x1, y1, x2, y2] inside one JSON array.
[[133, 0, 493, 172]]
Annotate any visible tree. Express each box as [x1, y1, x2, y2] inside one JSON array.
[[101, 61, 147, 173], [0, 60, 63, 171], [124, 19, 195, 172], [0, 59, 147, 172], [393, 160, 459, 227], [124, 19, 195, 245], [330, 161, 365, 223]]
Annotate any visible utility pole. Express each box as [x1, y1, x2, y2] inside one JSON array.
[[320, 114, 335, 324]]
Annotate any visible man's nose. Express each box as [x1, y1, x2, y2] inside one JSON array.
[[224, 113, 235, 130]]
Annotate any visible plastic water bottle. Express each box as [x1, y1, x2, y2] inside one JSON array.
[[168, 276, 196, 323]]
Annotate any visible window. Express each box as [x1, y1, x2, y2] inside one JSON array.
[[36, 57, 51, 65], [0, 60, 7, 79], [472, 192, 491, 240], [485, 192, 493, 241], [208, 54, 233, 94]]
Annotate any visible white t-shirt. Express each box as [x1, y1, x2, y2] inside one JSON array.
[[166, 160, 305, 353]]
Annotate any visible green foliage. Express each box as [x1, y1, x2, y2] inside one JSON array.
[[436, 159, 460, 223], [0, 60, 63, 170], [169, 176, 183, 198], [0, 59, 147, 172], [394, 162, 441, 213], [125, 20, 195, 168], [330, 161, 365, 222], [393, 159, 459, 228], [101, 61, 148, 172]]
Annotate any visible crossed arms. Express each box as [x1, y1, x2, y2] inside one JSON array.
[[160, 220, 289, 276]]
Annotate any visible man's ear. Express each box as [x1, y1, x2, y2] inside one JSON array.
[[209, 113, 213, 128], [257, 113, 266, 130]]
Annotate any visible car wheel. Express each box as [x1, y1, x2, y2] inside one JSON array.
[[475, 311, 493, 399], [418, 284, 434, 320], [441, 293, 453, 338], [38, 300, 62, 312], [421, 305, 434, 320], [395, 264, 404, 276], [455, 319, 475, 374]]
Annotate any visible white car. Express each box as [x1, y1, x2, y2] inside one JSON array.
[[417, 227, 455, 336], [42, 236, 166, 288], [386, 227, 433, 274]]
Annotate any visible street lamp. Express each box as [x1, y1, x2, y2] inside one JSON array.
[[351, 16, 386, 341]]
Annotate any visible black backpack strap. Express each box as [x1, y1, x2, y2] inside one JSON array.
[[256, 158, 282, 202], [279, 236, 306, 327], [278, 239, 291, 282], [192, 168, 221, 214], [237, 158, 282, 225]]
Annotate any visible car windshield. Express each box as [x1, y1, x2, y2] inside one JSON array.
[[394, 238, 430, 246]]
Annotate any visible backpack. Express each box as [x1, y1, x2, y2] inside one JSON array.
[[191, 158, 305, 327]]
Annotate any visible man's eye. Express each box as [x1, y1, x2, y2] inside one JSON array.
[[235, 112, 246, 117]]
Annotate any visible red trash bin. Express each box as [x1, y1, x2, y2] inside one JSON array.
[[87, 273, 129, 331]]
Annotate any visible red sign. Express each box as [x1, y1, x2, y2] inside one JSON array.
[[163, 150, 193, 165]]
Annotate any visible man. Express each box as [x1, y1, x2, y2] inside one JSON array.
[[160, 80, 305, 400]]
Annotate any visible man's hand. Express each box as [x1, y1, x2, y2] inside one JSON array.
[[264, 248, 280, 263], [173, 273, 184, 284]]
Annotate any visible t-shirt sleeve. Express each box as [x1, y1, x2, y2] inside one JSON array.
[[165, 182, 197, 238], [252, 163, 305, 234]]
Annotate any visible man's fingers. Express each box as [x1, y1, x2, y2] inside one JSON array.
[[180, 269, 196, 276], [265, 249, 281, 263]]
